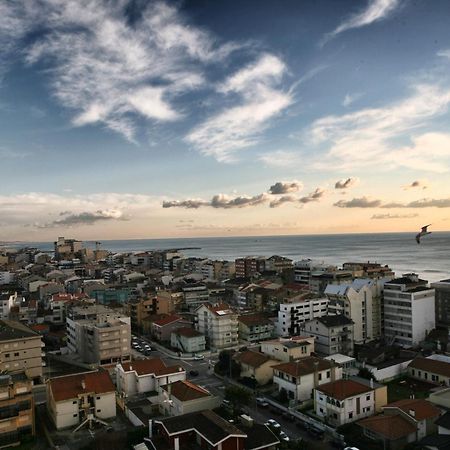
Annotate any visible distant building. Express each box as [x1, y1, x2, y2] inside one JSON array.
[[261, 336, 315, 362], [383, 273, 435, 347], [54, 237, 82, 260], [170, 327, 206, 354], [431, 279, 450, 328], [234, 350, 279, 385], [408, 356, 450, 385], [151, 315, 185, 342], [235, 256, 266, 278], [238, 313, 274, 343], [47, 371, 116, 430], [0, 292, 16, 319]]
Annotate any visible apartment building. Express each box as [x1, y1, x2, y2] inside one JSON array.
[[0, 320, 44, 382], [261, 336, 315, 362], [277, 295, 329, 337], [0, 374, 35, 449], [293, 260, 334, 286], [383, 273, 435, 347], [265, 255, 293, 273], [325, 278, 383, 344], [431, 279, 450, 328], [182, 285, 209, 310], [170, 328, 206, 353], [66, 304, 131, 366], [235, 256, 266, 278], [127, 297, 157, 331], [54, 236, 82, 260], [238, 313, 274, 343], [0, 292, 16, 320], [196, 303, 238, 350], [0, 273, 15, 286], [47, 370, 116, 430], [301, 315, 354, 356], [310, 270, 354, 296]]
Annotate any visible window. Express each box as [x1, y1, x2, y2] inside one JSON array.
[[326, 371, 330, 378], [73, 401, 77, 404], [348, 412, 353, 419], [318, 373, 322, 381], [4, 354, 9, 358], [73, 414, 78, 417], [366, 395, 371, 401], [97, 409, 101, 413], [14, 352, 19, 357]]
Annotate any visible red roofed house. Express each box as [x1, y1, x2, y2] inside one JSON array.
[[47, 370, 116, 430], [150, 314, 186, 342], [116, 358, 186, 398], [170, 327, 206, 353], [234, 350, 279, 385]]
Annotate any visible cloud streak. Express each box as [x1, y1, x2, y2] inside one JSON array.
[[402, 180, 428, 190], [334, 197, 382, 208], [335, 177, 359, 189], [269, 181, 303, 195], [371, 213, 419, 219]]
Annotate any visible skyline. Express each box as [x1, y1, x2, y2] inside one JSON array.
[[1, 0, 450, 241]]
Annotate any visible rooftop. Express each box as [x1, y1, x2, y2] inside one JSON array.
[[0, 319, 39, 341], [317, 379, 373, 400], [163, 380, 211, 402], [237, 313, 272, 327], [385, 398, 441, 421], [409, 357, 450, 378], [272, 356, 333, 378], [315, 315, 354, 328], [235, 350, 273, 368], [172, 327, 203, 338], [152, 314, 182, 327], [121, 358, 184, 377], [358, 414, 416, 440]]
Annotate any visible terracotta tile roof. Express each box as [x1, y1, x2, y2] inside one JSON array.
[[163, 380, 210, 401], [316, 379, 372, 400], [238, 314, 271, 327], [235, 350, 273, 368], [272, 357, 333, 378], [172, 327, 203, 338], [384, 398, 441, 421], [358, 414, 416, 440], [152, 314, 182, 327], [121, 358, 184, 376], [205, 303, 235, 316], [409, 357, 450, 378], [49, 371, 115, 402]]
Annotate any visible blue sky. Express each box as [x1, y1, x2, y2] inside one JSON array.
[[1, 0, 450, 241]]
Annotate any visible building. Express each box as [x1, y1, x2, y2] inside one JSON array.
[[325, 278, 383, 344], [54, 237, 82, 260], [408, 356, 450, 385], [196, 303, 238, 350], [431, 279, 450, 329], [359, 398, 441, 450], [238, 314, 274, 343], [235, 256, 266, 278], [273, 356, 341, 403], [150, 409, 279, 450], [0, 374, 35, 449], [260, 336, 315, 362], [293, 260, 334, 286], [265, 255, 293, 273], [47, 370, 116, 430], [314, 379, 386, 426], [302, 315, 354, 356], [277, 295, 329, 337], [0, 320, 44, 382], [66, 304, 131, 366], [383, 273, 435, 347], [234, 350, 279, 386], [170, 328, 206, 354], [0, 292, 16, 319], [159, 380, 220, 416], [151, 315, 186, 342], [116, 358, 186, 398], [182, 285, 210, 310], [310, 270, 354, 296]]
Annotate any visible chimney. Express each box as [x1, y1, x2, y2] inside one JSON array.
[[409, 409, 415, 418], [130, 365, 132, 371], [148, 419, 153, 437], [370, 378, 374, 389], [81, 379, 86, 390]]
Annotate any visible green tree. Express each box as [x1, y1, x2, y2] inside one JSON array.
[[225, 385, 252, 416], [358, 367, 377, 381], [214, 350, 240, 378], [278, 387, 288, 404]]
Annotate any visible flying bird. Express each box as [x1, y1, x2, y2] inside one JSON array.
[[416, 224, 431, 244]]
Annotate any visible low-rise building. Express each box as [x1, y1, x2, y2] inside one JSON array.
[[260, 336, 315, 362], [301, 315, 354, 356], [234, 350, 278, 386], [273, 356, 342, 404], [47, 370, 116, 430], [170, 327, 206, 354], [238, 313, 274, 343], [116, 358, 185, 398], [151, 315, 185, 342], [408, 356, 450, 385]]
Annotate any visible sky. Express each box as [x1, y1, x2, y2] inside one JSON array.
[[1, 0, 450, 241]]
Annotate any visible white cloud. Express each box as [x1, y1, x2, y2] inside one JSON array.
[[186, 54, 292, 162], [259, 150, 302, 168], [322, 0, 401, 44], [1, 1, 241, 140], [311, 84, 450, 173], [342, 93, 363, 107], [437, 49, 450, 59]]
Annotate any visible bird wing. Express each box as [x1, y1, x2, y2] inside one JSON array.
[[422, 224, 431, 232], [415, 234, 421, 244]]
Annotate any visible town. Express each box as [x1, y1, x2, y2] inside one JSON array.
[[0, 237, 450, 450]]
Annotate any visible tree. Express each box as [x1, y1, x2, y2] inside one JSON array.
[[278, 387, 288, 404], [358, 367, 377, 381], [214, 350, 240, 378], [225, 385, 252, 416]]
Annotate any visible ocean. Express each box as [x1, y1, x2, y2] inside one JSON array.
[[5, 232, 450, 283]]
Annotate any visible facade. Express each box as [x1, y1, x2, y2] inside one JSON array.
[[431, 279, 450, 328], [301, 315, 354, 356], [235, 256, 266, 278], [238, 313, 274, 343], [277, 296, 329, 337], [182, 285, 209, 310], [325, 278, 383, 344], [234, 350, 279, 385], [116, 358, 186, 398], [272, 356, 342, 403], [54, 237, 82, 260], [0, 320, 44, 382], [66, 304, 131, 366], [0, 375, 35, 449], [314, 379, 380, 426], [151, 315, 184, 342], [170, 327, 206, 353], [408, 356, 450, 385], [0, 292, 15, 320], [260, 336, 315, 362], [47, 371, 116, 430], [265, 255, 293, 273], [127, 297, 157, 331], [196, 303, 238, 350], [383, 273, 435, 347]]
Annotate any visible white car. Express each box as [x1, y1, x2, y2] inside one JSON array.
[[265, 419, 281, 429], [344, 448, 360, 450], [279, 431, 290, 442], [256, 397, 269, 407], [194, 354, 205, 360]]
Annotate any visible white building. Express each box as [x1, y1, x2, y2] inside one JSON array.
[[272, 356, 342, 403], [196, 303, 238, 350], [47, 371, 116, 430], [293, 260, 333, 286], [0, 272, 15, 286], [383, 274, 435, 347], [277, 296, 329, 337], [0, 291, 16, 319], [170, 327, 206, 353], [116, 358, 186, 398], [325, 278, 383, 344], [261, 336, 315, 362]]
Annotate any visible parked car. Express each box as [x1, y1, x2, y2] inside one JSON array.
[[265, 419, 281, 429], [279, 431, 290, 442], [189, 370, 199, 376], [256, 397, 269, 407], [194, 354, 204, 360]]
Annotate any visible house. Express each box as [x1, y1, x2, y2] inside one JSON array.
[[359, 398, 441, 450], [238, 314, 274, 343], [314, 379, 387, 426], [436, 410, 450, 435], [273, 356, 342, 403], [150, 409, 279, 450], [116, 358, 186, 398], [170, 327, 206, 354], [301, 315, 354, 356], [260, 336, 315, 362], [159, 380, 220, 416], [408, 356, 450, 385], [47, 370, 116, 430], [196, 303, 239, 350], [234, 350, 278, 386], [151, 315, 184, 342]]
